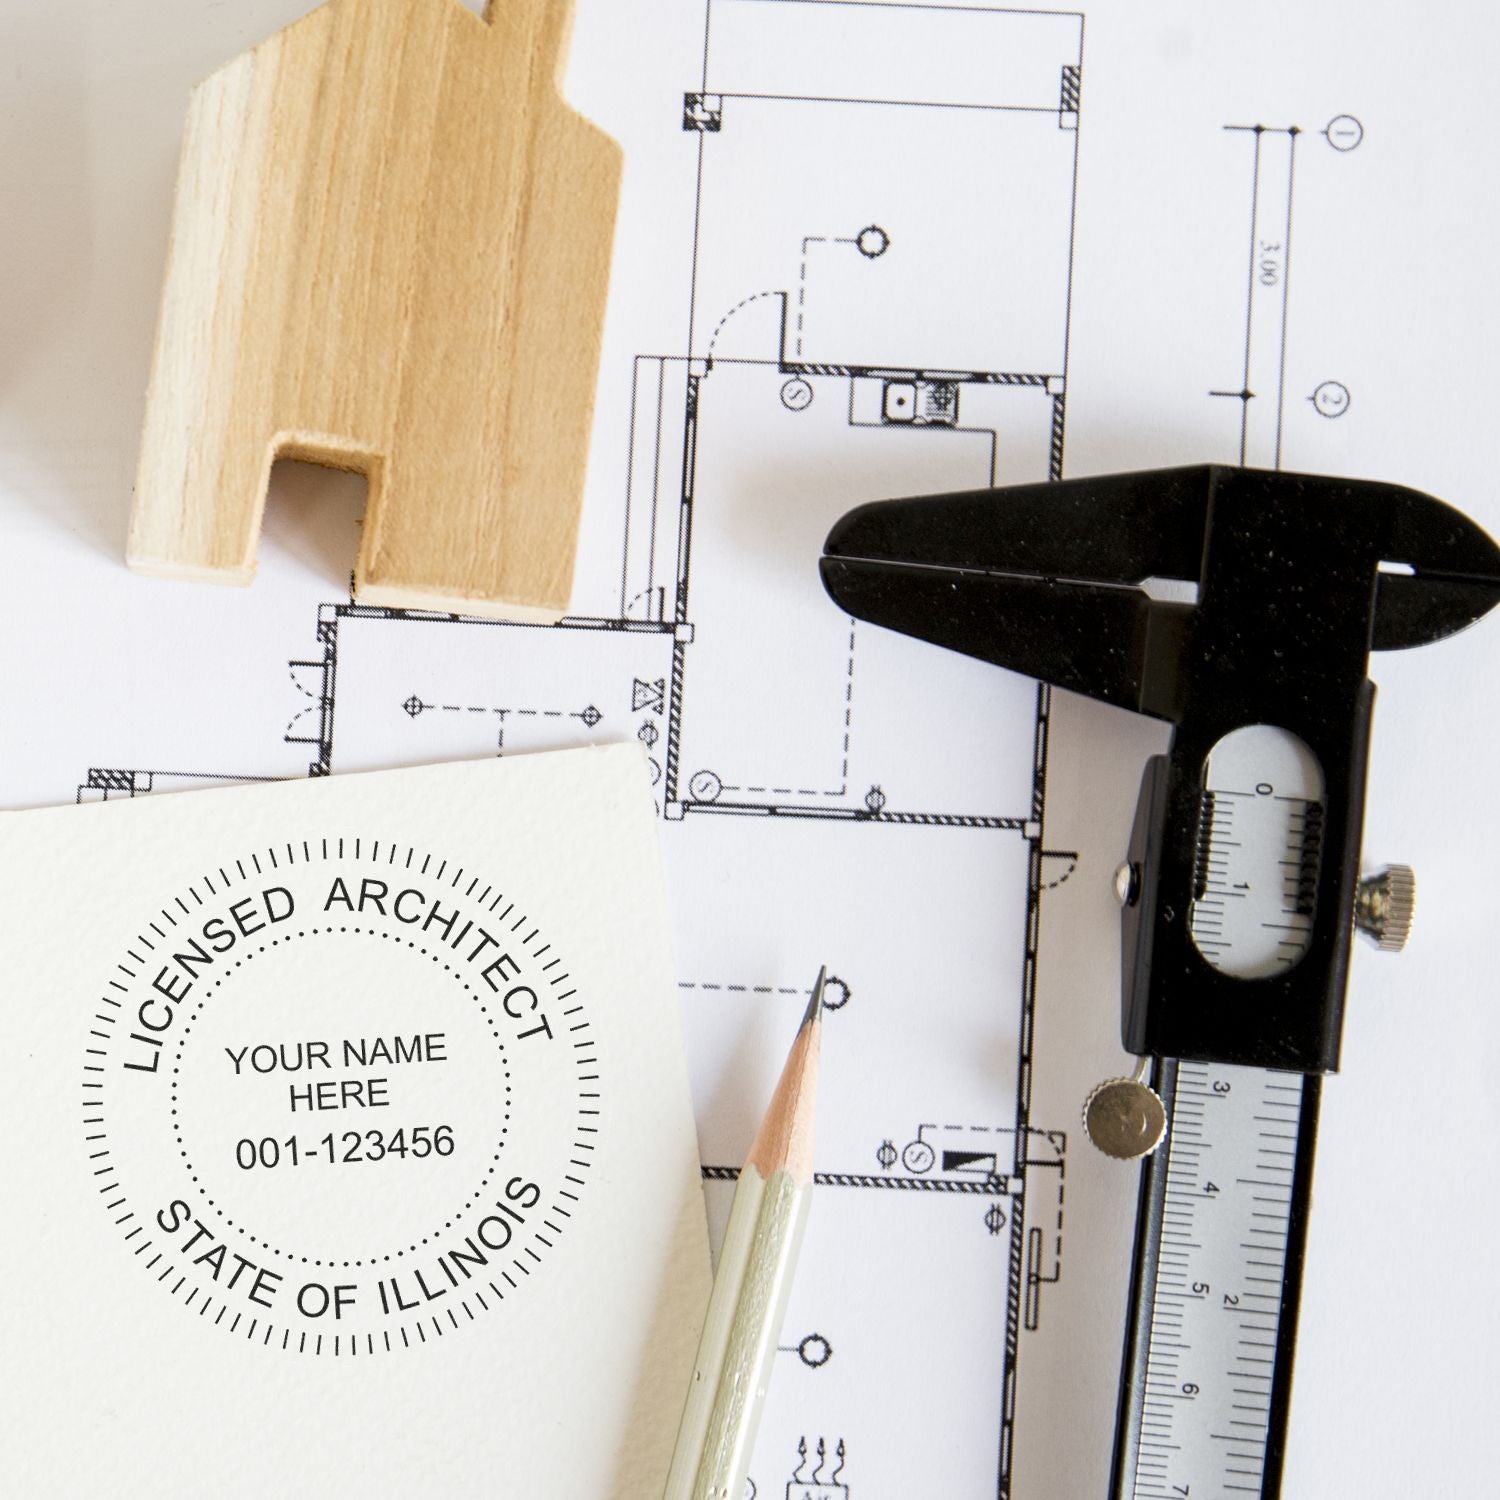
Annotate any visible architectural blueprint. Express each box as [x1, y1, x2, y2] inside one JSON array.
[[2, 1, 1497, 1495]]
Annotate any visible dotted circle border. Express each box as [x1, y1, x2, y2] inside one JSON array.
[[83, 836, 599, 1357]]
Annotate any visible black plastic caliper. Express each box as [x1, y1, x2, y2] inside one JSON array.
[[820, 464, 1500, 1498]]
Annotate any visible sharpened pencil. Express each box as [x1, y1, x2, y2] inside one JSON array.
[[663, 967, 825, 1500]]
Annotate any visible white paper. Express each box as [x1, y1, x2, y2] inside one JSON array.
[[0, 747, 711, 1496], [1, 1, 1496, 1495]]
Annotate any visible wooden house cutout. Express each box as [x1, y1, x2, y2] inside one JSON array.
[[130, 0, 620, 621]]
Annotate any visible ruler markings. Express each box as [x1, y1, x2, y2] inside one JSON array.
[[1126, 1060, 1306, 1500]]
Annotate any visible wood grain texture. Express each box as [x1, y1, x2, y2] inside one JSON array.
[[745, 1000, 821, 1185], [130, 0, 620, 621]]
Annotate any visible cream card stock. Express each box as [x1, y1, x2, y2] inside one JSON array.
[[0, 745, 710, 1496]]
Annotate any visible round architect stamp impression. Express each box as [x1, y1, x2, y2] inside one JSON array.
[[87, 838, 597, 1356]]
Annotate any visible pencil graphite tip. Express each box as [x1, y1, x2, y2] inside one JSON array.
[[746, 968, 824, 1182], [802, 966, 827, 1030]]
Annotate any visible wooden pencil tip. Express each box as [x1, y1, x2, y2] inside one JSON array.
[[746, 975, 824, 1184]]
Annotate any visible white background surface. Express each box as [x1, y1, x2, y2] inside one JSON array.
[[1, 1, 1496, 1495]]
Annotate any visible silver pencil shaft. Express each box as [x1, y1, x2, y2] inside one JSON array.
[[663, 1164, 811, 1500]]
